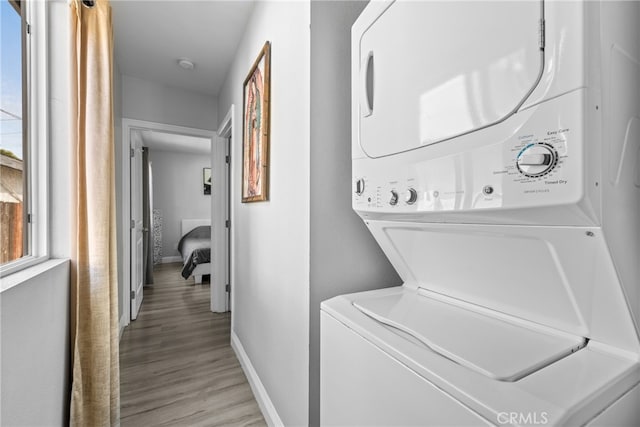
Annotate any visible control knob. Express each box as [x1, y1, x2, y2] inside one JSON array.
[[389, 190, 399, 206], [355, 178, 365, 195], [517, 144, 558, 177], [405, 188, 417, 205]]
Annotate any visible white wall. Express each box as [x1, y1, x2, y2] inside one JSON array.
[[217, 1, 311, 425], [122, 75, 218, 131], [149, 149, 211, 259], [0, 260, 70, 426], [308, 2, 402, 425], [0, 4, 71, 425], [118, 73, 217, 320]]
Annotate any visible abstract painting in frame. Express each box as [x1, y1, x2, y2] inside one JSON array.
[[242, 41, 271, 202]]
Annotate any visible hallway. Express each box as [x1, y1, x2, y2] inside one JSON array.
[[119, 263, 265, 426]]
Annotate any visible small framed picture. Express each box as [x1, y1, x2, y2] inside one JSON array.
[[203, 167, 212, 195]]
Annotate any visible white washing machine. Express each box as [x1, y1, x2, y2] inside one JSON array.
[[321, 0, 640, 425]]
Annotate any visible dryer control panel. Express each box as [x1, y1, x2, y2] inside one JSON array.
[[353, 90, 585, 217]]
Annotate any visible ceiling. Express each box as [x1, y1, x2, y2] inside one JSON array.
[[111, 0, 256, 97], [137, 129, 212, 154]]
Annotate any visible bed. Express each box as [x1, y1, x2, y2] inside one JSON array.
[[178, 219, 211, 284]]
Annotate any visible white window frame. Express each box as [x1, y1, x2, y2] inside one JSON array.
[[0, 0, 49, 278]]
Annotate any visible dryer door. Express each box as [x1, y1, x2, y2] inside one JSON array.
[[358, 0, 543, 158]]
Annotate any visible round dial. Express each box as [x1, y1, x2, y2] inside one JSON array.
[[516, 144, 558, 177], [405, 188, 417, 205], [355, 178, 365, 195], [389, 190, 399, 206]]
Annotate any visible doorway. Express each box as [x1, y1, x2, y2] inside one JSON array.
[[121, 119, 220, 329]]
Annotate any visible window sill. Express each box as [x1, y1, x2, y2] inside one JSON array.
[[0, 258, 69, 294]]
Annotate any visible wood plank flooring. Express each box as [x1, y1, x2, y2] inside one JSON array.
[[120, 263, 266, 427]]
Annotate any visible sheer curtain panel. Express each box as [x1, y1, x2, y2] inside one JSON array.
[[69, 0, 120, 425]]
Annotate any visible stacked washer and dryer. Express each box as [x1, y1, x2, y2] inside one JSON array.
[[321, 0, 640, 425]]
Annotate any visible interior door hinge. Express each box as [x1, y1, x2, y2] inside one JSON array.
[[225, 219, 230, 228], [131, 219, 135, 229], [130, 290, 135, 299], [225, 155, 230, 164], [130, 148, 135, 158], [27, 213, 32, 223], [225, 284, 230, 292], [26, 23, 31, 35], [539, 19, 545, 50]]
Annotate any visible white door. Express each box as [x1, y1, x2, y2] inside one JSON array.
[[358, 0, 543, 158], [130, 134, 144, 320]]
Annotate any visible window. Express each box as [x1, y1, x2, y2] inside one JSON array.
[[0, 0, 47, 276], [0, 0, 27, 266]]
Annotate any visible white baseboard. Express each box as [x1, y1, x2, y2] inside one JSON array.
[[231, 331, 283, 427], [119, 313, 127, 341], [161, 256, 182, 264]]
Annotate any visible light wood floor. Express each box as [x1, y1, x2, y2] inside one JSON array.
[[120, 263, 266, 427]]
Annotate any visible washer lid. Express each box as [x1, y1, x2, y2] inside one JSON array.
[[353, 288, 586, 381], [357, 0, 544, 158]]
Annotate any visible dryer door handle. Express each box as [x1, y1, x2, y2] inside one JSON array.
[[361, 51, 374, 117]]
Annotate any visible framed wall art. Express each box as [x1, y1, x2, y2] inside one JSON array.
[[203, 167, 212, 195], [242, 41, 271, 202]]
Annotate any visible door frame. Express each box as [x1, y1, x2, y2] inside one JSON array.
[[216, 106, 234, 321], [121, 118, 217, 330], [129, 131, 144, 321]]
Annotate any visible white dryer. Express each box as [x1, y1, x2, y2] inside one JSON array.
[[321, 0, 640, 425]]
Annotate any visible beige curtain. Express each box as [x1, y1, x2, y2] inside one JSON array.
[[69, 0, 120, 425]]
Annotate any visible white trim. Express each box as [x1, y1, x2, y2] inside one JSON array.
[[0, 0, 49, 278], [119, 313, 126, 340], [217, 106, 233, 137], [0, 258, 67, 294], [231, 331, 284, 427], [161, 256, 182, 264], [210, 104, 234, 313], [0, 255, 48, 279], [31, 0, 49, 261], [216, 104, 234, 316], [121, 119, 216, 327]]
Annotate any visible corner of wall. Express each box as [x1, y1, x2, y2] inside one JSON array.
[[217, 1, 311, 425], [231, 331, 284, 427], [308, 1, 401, 426]]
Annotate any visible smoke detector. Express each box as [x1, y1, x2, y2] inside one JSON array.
[[178, 58, 195, 70]]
